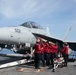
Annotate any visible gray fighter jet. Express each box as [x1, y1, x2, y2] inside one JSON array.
[[0, 21, 76, 54], [0, 21, 51, 54], [0, 21, 75, 68]]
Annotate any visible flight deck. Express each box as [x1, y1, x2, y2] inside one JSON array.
[[0, 63, 76, 75]]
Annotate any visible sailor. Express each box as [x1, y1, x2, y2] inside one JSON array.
[[40, 40, 46, 67], [44, 41, 51, 66], [34, 37, 43, 69], [61, 42, 68, 67], [50, 42, 58, 68]]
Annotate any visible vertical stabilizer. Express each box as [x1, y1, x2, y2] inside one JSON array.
[[63, 26, 72, 41], [46, 27, 50, 36]]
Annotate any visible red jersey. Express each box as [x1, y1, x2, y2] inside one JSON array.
[[44, 43, 51, 53], [51, 45, 58, 53], [61, 46, 68, 54], [34, 43, 43, 54], [41, 43, 45, 54]]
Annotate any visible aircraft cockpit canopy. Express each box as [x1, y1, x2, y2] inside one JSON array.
[[20, 21, 43, 29]]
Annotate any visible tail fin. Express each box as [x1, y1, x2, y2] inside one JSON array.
[[46, 27, 50, 36], [63, 26, 72, 41]]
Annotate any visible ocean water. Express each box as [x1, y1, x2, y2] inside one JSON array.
[[0, 49, 15, 54], [0, 49, 76, 59]]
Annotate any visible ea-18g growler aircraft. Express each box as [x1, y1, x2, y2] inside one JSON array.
[[0, 21, 52, 54], [0, 21, 75, 69]]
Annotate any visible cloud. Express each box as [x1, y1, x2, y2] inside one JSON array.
[[0, 0, 62, 19], [73, 0, 76, 2], [0, 0, 76, 29]]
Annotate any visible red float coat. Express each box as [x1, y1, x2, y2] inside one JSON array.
[[34, 43, 43, 54], [61, 46, 68, 54], [44, 43, 51, 53], [50, 45, 58, 53], [41, 43, 45, 54]]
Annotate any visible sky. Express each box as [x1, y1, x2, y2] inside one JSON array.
[[0, 0, 76, 41]]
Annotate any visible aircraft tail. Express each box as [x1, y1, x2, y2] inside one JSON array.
[[46, 27, 50, 36], [63, 26, 72, 41]]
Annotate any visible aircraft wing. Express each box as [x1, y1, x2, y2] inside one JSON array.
[[67, 42, 76, 51], [33, 33, 76, 51], [33, 33, 63, 43], [33, 33, 63, 50]]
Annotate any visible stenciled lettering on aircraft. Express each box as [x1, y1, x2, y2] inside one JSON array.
[[15, 28, 21, 33]]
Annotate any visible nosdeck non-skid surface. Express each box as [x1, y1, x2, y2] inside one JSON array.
[[0, 56, 76, 75], [0, 64, 76, 75]]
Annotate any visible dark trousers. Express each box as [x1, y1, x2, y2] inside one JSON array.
[[34, 53, 41, 69], [44, 52, 50, 66], [50, 53, 57, 67], [41, 54, 45, 67], [62, 54, 68, 66], [34, 53, 45, 68]]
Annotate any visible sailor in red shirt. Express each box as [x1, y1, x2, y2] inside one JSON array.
[[41, 41, 46, 67], [61, 42, 68, 67], [44, 41, 51, 66], [51, 42, 58, 54], [34, 37, 45, 69], [49, 42, 58, 68]]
